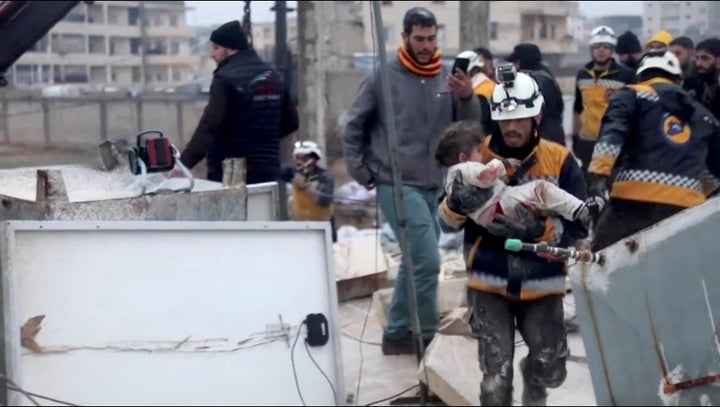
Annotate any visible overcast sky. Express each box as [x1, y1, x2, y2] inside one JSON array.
[[185, 1, 644, 26]]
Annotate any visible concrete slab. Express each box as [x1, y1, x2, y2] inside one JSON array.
[[370, 278, 468, 329], [334, 235, 389, 301], [339, 295, 597, 406]]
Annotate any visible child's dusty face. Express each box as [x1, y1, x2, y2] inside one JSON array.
[[459, 143, 485, 163]]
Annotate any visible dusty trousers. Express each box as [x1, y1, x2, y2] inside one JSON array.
[[468, 289, 568, 406], [591, 198, 686, 251]]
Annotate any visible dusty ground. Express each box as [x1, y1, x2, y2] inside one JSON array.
[[339, 295, 597, 406]]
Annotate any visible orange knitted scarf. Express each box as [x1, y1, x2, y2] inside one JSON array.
[[397, 44, 442, 78]]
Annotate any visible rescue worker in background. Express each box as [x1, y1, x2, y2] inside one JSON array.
[[438, 70, 589, 406], [280, 140, 337, 241], [474, 47, 496, 81], [645, 29, 673, 52], [507, 43, 566, 146], [458, 49, 497, 135], [669, 36, 699, 88], [172, 20, 299, 184], [587, 51, 720, 251], [685, 38, 720, 119], [573, 26, 634, 184], [615, 30, 643, 70], [683, 38, 720, 196]]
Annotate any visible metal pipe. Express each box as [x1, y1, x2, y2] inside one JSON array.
[[274, 0, 290, 220], [370, 1, 427, 404]]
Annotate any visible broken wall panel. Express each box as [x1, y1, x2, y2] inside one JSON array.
[[569, 198, 720, 406]]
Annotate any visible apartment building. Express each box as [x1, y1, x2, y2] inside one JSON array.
[[9, 1, 196, 87], [643, 1, 720, 39], [362, 1, 579, 58]]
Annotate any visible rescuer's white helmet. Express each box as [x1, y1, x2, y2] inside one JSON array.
[[456, 50, 484, 73], [636, 50, 682, 77], [490, 67, 544, 121], [589, 25, 617, 47], [293, 140, 323, 160]]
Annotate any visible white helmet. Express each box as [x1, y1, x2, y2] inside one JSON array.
[[456, 50, 484, 73], [589, 25, 617, 47], [490, 71, 544, 121], [293, 140, 323, 160], [636, 51, 682, 77]]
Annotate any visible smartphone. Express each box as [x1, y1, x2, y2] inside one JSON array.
[[452, 57, 470, 75]]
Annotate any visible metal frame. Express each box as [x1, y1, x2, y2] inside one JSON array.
[[0, 220, 345, 406], [247, 181, 282, 220]]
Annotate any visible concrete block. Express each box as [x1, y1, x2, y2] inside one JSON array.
[[371, 278, 468, 328], [437, 307, 473, 337], [334, 235, 388, 301], [418, 334, 479, 406]]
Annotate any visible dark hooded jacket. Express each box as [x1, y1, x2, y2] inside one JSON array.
[[180, 21, 299, 184]]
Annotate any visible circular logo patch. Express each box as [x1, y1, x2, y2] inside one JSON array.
[[661, 112, 691, 144]]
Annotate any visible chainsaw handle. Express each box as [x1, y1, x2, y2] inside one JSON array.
[[136, 130, 165, 147]]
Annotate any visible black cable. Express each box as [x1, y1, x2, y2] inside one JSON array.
[[303, 340, 339, 405], [291, 319, 339, 406], [352, 7, 382, 402], [290, 322, 307, 406], [0, 373, 40, 406], [364, 384, 420, 406], [6, 384, 80, 406], [0, 372, 78, 406]]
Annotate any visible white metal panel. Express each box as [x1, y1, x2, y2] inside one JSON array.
[[247, 182, 280, 221], [1, 221, 344, 406]]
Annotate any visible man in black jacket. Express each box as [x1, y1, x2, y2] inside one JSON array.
[[506, 43, 566, 146], [172, 20, 299, 184]]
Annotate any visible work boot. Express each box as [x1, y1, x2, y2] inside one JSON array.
[[520, 357, 548, 406], [381, 337, 414, 355], [381, 336, 433, 356]]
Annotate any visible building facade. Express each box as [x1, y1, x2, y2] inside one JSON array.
[[642, 1, 720, 40], [361, 1, 579, 58], [9, 1, 196, 87]]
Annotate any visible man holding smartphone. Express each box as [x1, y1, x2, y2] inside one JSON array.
[[342, 7, 481, 356]]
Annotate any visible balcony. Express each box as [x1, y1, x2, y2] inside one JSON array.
[[146, 25, 196, 39], [17, 52, 143, 66], [520, 1, 579, 18], [146, 54, 197, 66], [53, 22, 142, 37]]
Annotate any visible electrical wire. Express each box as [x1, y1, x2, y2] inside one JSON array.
[[290, 321, 307, 406], [304, 340, 338, 405], [352, 4, 381, 405], [364, 384, 420, 406], [290, 320, 339, 406], [0, 372, 79, 406]]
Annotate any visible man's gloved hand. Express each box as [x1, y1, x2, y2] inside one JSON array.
[[446, 172, 494, 216], [485, 204, 546, 241], [574, 195, 606, 226], [588, 174, 609, 201]]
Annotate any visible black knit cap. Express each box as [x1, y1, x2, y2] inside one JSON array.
[[210, 20, 248, 51], [616, 31, 642, 54]]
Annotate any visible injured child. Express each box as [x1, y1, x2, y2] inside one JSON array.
[[435, 122, 604, 231]]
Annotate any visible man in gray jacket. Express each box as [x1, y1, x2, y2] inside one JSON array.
[[342, 7, 482, 355]]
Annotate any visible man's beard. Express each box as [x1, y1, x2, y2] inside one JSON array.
[[405, 41, 435, 65], [698, 65, 718, 83]]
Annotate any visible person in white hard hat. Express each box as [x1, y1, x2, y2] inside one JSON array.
[[280, 140, 336, 238], [572, 25, 635, 185], [588, 50, 720, 251], [438, 66, 591, 406]]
